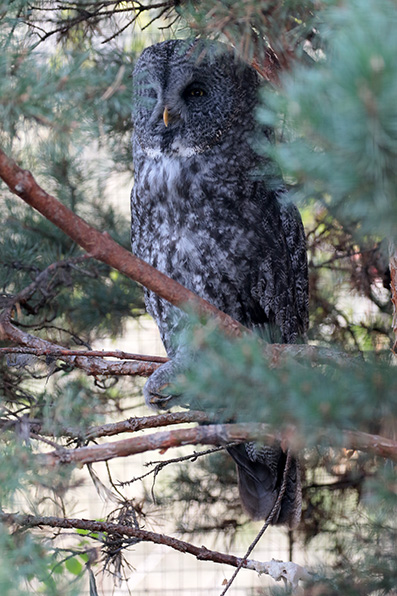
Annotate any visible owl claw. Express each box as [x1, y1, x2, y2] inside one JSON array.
[[143, 362, 182, 409], [148, 384, 174, 406]]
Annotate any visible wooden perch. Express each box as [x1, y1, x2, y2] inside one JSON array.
[[0, 146, 244, 338]]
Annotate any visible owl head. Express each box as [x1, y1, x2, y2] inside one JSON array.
[[132, 39, 260, 157]]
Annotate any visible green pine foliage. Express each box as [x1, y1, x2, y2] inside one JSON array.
[[257, 0, 397, 242]]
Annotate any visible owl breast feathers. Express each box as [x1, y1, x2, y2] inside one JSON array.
[[131, 39, 309, 527]]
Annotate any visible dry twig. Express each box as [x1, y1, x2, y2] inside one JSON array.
[[0, 310, 160, 377]]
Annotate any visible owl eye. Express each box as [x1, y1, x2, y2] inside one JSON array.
[[183, 84, 207, 99], [146, 85, 157, 99]]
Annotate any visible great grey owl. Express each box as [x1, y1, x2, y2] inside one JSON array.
[[130, 39, 309, 527]]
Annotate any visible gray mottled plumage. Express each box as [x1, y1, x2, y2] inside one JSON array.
[[131, 39, 308, 527]]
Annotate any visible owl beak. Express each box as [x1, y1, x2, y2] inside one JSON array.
[[163, 106, 169, 127]]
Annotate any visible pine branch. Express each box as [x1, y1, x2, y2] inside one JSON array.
[[0, 147, 245, 338], [39, 421, 397, 467], [0, 511, 313, 589]]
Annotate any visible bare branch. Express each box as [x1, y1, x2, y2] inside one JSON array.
[[0, 410, 210, 440], [41, 422, 276, 466], [39, 422, 397, 467], [0, 511, 313, 589], [0, 347, 168, 364], [26, 1, 179, 43], [341, 429, 397, 464], [83, 410, 210, 440], [0, 311, 159, 377]]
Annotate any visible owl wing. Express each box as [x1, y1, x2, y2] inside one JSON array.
[[250, 185, 308, 343], [277, 189, 309, 339], [227, 187, 308, 526]]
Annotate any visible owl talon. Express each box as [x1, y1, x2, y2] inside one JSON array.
[[148, 387, 174, 406], [143, 363, 182, 409]]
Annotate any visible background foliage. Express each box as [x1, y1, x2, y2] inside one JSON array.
[[0, 0, 396, 594]]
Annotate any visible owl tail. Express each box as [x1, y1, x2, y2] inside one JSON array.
[[227, 443, 302, 528]]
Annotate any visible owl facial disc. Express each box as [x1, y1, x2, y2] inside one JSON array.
[[132, 39, 260, 159]]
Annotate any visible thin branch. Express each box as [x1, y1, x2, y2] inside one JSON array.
[[0, 346, 168, 364], [0, 410, 210, 440], [0, 147, 244, 338], [83, 410, 210, 440], [120, 445, 226, 490], [0, 311, 159, 377], [3, 255, 92, 309], [0, 512, 313, 589]]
